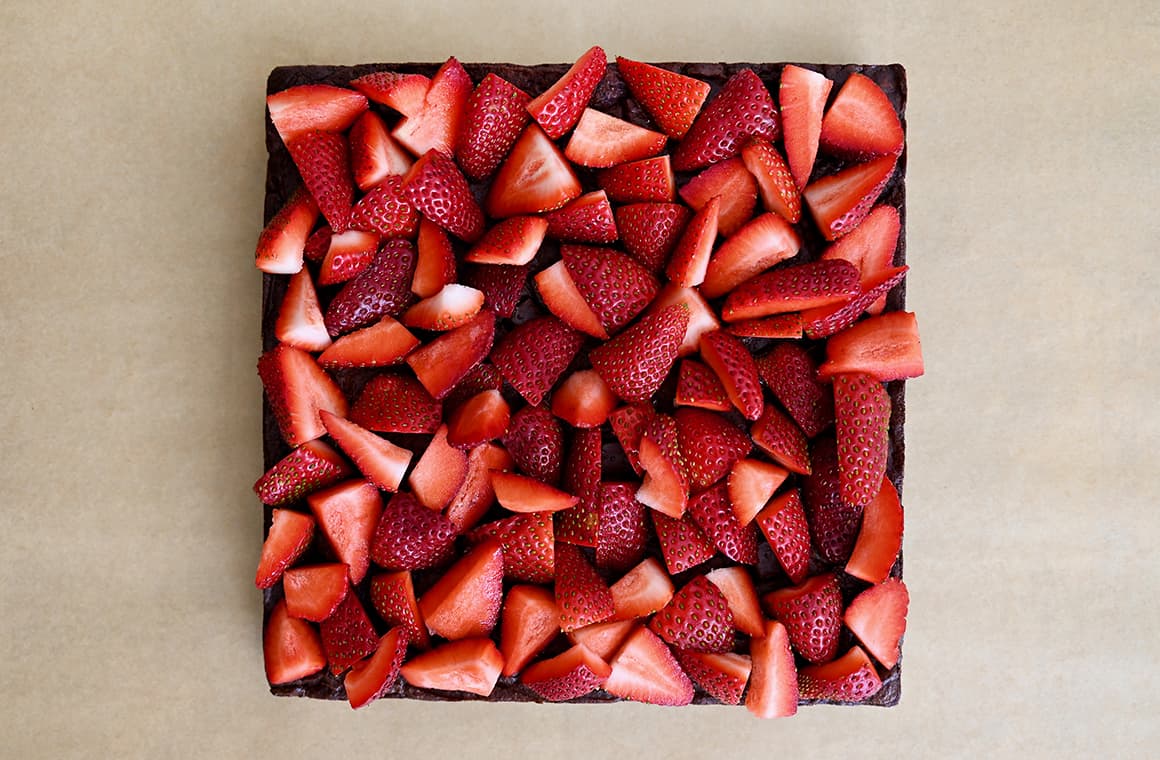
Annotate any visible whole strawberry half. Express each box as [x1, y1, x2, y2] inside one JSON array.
[[650, 575, 735, 654], [673, 69, 779, 171], [589, 303, 689, 402], [763, 573, 842, 665], [369, 492, 458, 571], [491, 315, 585, 406]]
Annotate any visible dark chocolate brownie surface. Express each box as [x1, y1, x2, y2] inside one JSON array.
[[261, 59, 906, 707]]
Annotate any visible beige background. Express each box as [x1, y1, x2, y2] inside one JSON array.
[[2, 0, 1157, 757]]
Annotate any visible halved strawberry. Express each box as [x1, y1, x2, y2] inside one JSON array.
[[503, 406, 563, 484], [665, 196, 718, 288], [757, 343, 835, 438], [255, 439, 353, 507], [287, 130, 354, 233], [778, 65, 832, 190], [445, 443, 513, 532], [267, 84, 368, 144], [798, 646, 882, 702], [593, 482, 648, 572], [636, 414, 688, 519], [527, 45, 607, 139], [320, 591, 379, 674], [283, 563, 349, 622], [604, 626, 694, 706], [441, 357, 502, 413], [561, 244, 659, 333], [418, 539, 505, 640], [318, 317, 418, 370], [402, 284, 485, 332], [608, 403, 654, 475], [726, 314, 804, 339], [804, 156, 896, 241], [610, 556, 674, 620], [802, 435, 863, 565], [688, 483, 758, 565], [465, 216, 548, 266], [727, 458, 788, 525], [674, 407, 752, 491], [407, 425, 468, 511], [256, 189, 317, 274], [723, 259, 859, 321], [596, 155, 675, 203], [534, 261, 607, 339], [307, 480, 381, 584], [616, 202, 690, 272], [675, 359, 731, 412], [464, 263, 529, 319], [674, 68, 779, 171], [400, 637, 505, 697], [412, 218, 456, 298], [763, 573, 842, 664], [819, 310, 924, 381], [704, 566, 764, 637], [350, 111, 412, 191], [820, 73, 904, 159], [833, 372, 891, 508], [755, 490, 811, 584], [523, 644, 611, 702], [675, 650, 751, 706], [647, 284, 720, 357], [820, 204, 900, 314], [472, 512, 555, 583], [543, 190, 618, 245], [255, 509, 315, 589], [493, 471, 578, 513], [700, 213, 801, 299], [750, 406, 811, 474], [555, 543, 615, 632], [802, 265, 908, 339], [321, 411, 412, 492], [405, 309, 496, 399], [552, 370, 617, 428], [350, 71, 430, 116], [680, 158, 757, 236], [650, 575, 734, 653], [369, 570, 430, 649], [557, 427, 602, 546], [486, 124, 582, 218], [741, 137, 801, 223], [275, 270, 331, 352], [345, 627, 408, 709], [589, 304, 688, 402], [500, 585, 561, 676], [317, 230, 380, 286], [699, 331, 764, 421], [652, 511, 716, 574], [845, 577, 908, 669], [565, 108, 667, 168], [304, 225, 333, 265], [447, 389, 510, 448], [746, 619, 798, 718], [846, 476, 903, 584], [491, 315, 584, 405], [391, 57, 472, 158], [348, 372, 440, 433], [615, 57, 711, 139], [568, 619, 636, 661], [350, 177, 419, 240], [370, 492, 457, 570], [264, 599, 327, 685], [258, 344, 347, 446], [402, 150, 484, 242], [324, 239, 416, 336], [457, 73, 531, 181]]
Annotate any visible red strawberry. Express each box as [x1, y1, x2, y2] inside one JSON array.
[[726, 314, 804, 339], [755, 490, 811, 584], [254, 440, 353, 507], [344, 627, 408, 709], [287, 130, 354, 233], [596, 155, 675, 203], [370, 492, 457, 570], [652, 511, 716, 574], [503, 405, 564, 485], [267, 84, 368, 144], [820, 204, 900, 315], [674, 407, 751, 491], [275, 268, 331, 351], [457, 73, 531, 181], [324, 239, 416, 336], [473, 512, 555, 583], [673, 68, 779, 171], [650, 575, 734, 653], [763, 573, 842, 664], [407, 425, 468, 511], [700, 213, 801, 299], [348, 372, 440, 433], [534, 261, 606, 338], [569, 619, 636, 661], [561, 244, 659, 333], [255, 509, 314, 589], [418, 539, 505, 640], [464, 263, 529, 319], [846, 476, 903, 584], [369, 570, 430, 649], [688, 483, 758, 565], [665, 196, 718, 287], [555, 543, 615, 632], [544, 190, 618, 244], [741, 137, 801, 223], [637, 414, 688, 518], [589, 304, 688, 402], [594, 482, 649, 572], [493, 471, 578, 513], [778, 65, 833, 190], [491, 315, 584, 405], [616, 202, 690, 272], [527, 45, 607, 138], [675, 650, 751, 705], [412, 218, 456, 298], [401, 638, 505, 697], [820, 73, 904, 159], [608, 403, 654, 475], [350, 111, 412, 191], [833, 372, 891, 508], [557, 427, 602, 546], [264, 599, 327, 685], [746, 619, 798, 718], [723, 259, 859, 322], [256, 188, 317, 274], [604, 627, 695, 706], [317, 230, 380, 286], [350, 71, 430, 117], [803, 156, 896, 241], [757, 343, 835, 438], [699, 331, 764, 421], [845, 578, 908, 669], [320, 591, 379, 674], [523, 644, 612, 702], [615, 57, 711, 139], [750, 405, 811, 474], [486, 124, 582, 217], [565, 108, 667, 168], [307, 480, 381, 584], [610, 557, 674, 620], [500, 585, 561, 676], [402, 150, 485, 242], [405, 309, 496, 399], [321, 411, 412, 492], [350, 176, 419, 239], [704, 566, 764, 637], [319, 317, 418, 369], [819, 310, 924, 381], [802, 436, 863, 564], [403, 283, 485, 331], [552, 370, 617, 428], [798, 646, 883, 702], [283, 563, 349, 622], [675, 359, 731, 412], [727, 458, 788, 525], [258, 344, 347, 446], [679, 158, 757, 237], [447, 389, 510, 447], [391, 57, 472, 158], [304, 226, 331, 263], [802, 265, 908, 340], [465, 216, 548, 266], [445, 442, 513, 532]]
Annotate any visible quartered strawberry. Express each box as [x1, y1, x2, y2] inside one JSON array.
[[552, 370, 617, 428], [275, 268, 331, 351], [665, 196, 718, 287], [803, 156, 896, 241], [724, 259, 859, 322], [755, 490, 811, 584], [369, 492, 457, 571], [833, 372, 891, 508], [527, 45, 607, 139], [726, 314, 805, 339], [264, 599, 327, 685], [445, 442, 513, 532], [491, 315, 584, 405], [412, 218, 456, 298], [303, 223, 331, 264], [255, 439, 353, 507], [757, 343, 835, 438], [565, 108, 667, 168], [474, 512, 555, 583], [500, 585, 561, 676], [604, 626, 695, 706], [561, 244, 659, 333], [283, 563, 349, 623], [746, 619, 798, 718], [688, 483, 758, 565], [845, 578, 908, 669], [544, 190, 619, 245], [741, 137, 801, 222], [616, 202, 690, 272], [820, 73, 904, 159], [727, 458, 788, 526], [503, 405, 564, 485], [819, 310, 924, 381], [845, 476, 903, 584], [679, 158, 757, 237], [256, 188, 317, 274], [320, 591, 379, 674], [673, 68, 779, 171], [405, 309, 496, 399], [699, 331, 764, 421], [391, 57, 472, 158], [400, 637, 505, 697], [802, 436, 863, 565], [307, 480, 381, 584], [457, 73, 531, 181], [350, 176, 419, 239], [345, 627, 408, 709], [652, 511, 716, 575], [555, 543, 615, 632], [369, 570, 430, 649], [778, 65, 832, 190], [324, 239, 416, 336], [615, 57, 711, 139], [700, 213, 801, 299], [258, 344, 347, 446], [350, 111, 412, 191], [589, 303, 688, 402], [350, 71, 430, 117], [348, 372, 441, 433], [317, 230, 380, 286], [750, 405, 811, 475], [255, 509, 315, 589], [407, 425, 468, 511], [764, 573, 842, 664], [568, 619, 636, 661], [492, 471, 578, 513], [594, 482, 649, 572], [557, 426, 603, 547], [267, 84, 368, 144], [676, 650, 751, 706], [418, 538, 505, 640], [402, 150, 485, 242], [321, 411, 412, 492], [704, 566, 764, 637], [522, 643, 611, 702], [803, 266, 908, 339], [447, 389, 510, 447], [820, 204, 899, 312], [287, 130, 354, 233], [637, 414, 688, 519], [443, 362, 504, 411], [464, 263, 529, 319], [486, 124, 582, 217], [675, 359, 731, 412], [610, 557, 675, 620], [465, 216, 548, 266], [596, 155, 675, 203], [535, 261, 607, 338], [650, 575, 735, 653], [403, 283, 485, 331], [674, 408, 752, 491], [608, 403, 655, 475], [798, 646, 882, 702]]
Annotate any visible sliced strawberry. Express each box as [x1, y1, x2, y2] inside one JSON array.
[[604, 626, 695, 706], [391, 57, 471, 157], [317, 230, 380, 286], [447, 389, 510, 448], [746, 619, 798, 718], [610, 556, 674, 620], [779, 65, 832, 190], [556, 427, 602, 546], [804, 156, 896, 241], [258, 344, 347, 446], [819, 310, 923, 381], [676, 650, 751, 706], [464, 217, 548, 266], [324, 239, 416, 336], [802, 265, 908, 339], [674, 68, 779, 170], [283, 563, 349, 623], [802, 436, 863, 564], [636, 414, 688, 519], [349, 372, 440, 433], [726, 314, 804, 339], [418, 539, 505, 640], [287, 130, 354, 233], [275, 269, 331, 352], [464, 263, 529, 319], [402, 284, 485, 332], [833, 372, 891, 508], [616, 202, 690, 272], [589, 304, 688, 402], [491, 315, 584, 405], [255, 440, 352, 507], [475, 512, 555, 583], [264, 599, 327, 685], [565, 108, 666, 168], [350, 71, 430, 117], [750, 405, 811, 474], [727, 457, 788, 526], [407, 425, 468, 511], [673, 407, 751, 491], [680, 158, 757, 237], [307, 480, 381, 584], [724, 260, 859, 323], [552, 370, 616, 428], [763, 573, 842, 664], [534, 261, 607, 339], [704, 566, 764, 637], [527, 45, 607, 139], [445, 443, 513, 532], [405, 309, 496, 399], [561, 244, 659, 333], [675, 359, 731, 412], [320, 411, 412, 492], [523, 644, 611, 702], [457, 73, 531, 181], [555, 543, 615, 631], [350, 111, 412, 191], [442, 361, 501, 414], [688, 483, 758, 564], [255, 509, 315, 589], [650, 575, 734, 653], [615, 57, 711, 139], [369, 570, 430, 649], [665, 196, 718, 288], [344, 627, 408, 709], [798, 646, 883, 702], [503, 405, 563, 484], [700, 213, 801, 299], [820, 73, 903, 159], [544, 190, 618, 244], [699, 331, 764, 421], [846, 476, 903, 584], [755, 490, 811, 584], [486, 124, 582, 218], [593, 482, 648, 572], [320, 591, 378, 674], [741, 137, 801, 223], [596, 155, 675, 203], [500, 585, 561, 676], [370, 492, 457, 570], [267, 84, 368, 144], [400, 637, 505, 697], [648, 284, 719, 358], [493, 471, 578, 513], [318, 317, 418, 370], [757, 343, 835, 438], [412, 218, 456, 298], [820, 204, 900, 314], [304, 227, 331, 263], [845, 578, 908, 669], [568, 619, 636, 661], [402, 149, 485, 242], [652, 511, 716, 575], [350, 177, 419, 240], [608, 403, 654, 475], [256, 188, 317, 274]]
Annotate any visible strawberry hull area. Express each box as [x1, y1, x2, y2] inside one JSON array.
[[260, 61, 906, 707]]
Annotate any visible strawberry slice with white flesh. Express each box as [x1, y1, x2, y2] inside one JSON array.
[[486, 124, 582, 218], [564, 108, 667, 168], [527, 46, 607, 139], [778, 65, 832, 189], [258, 344, 347, 447], [267, 84, 368, 144]]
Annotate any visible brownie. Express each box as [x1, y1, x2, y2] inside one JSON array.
[[261, 59, 907, 707]]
